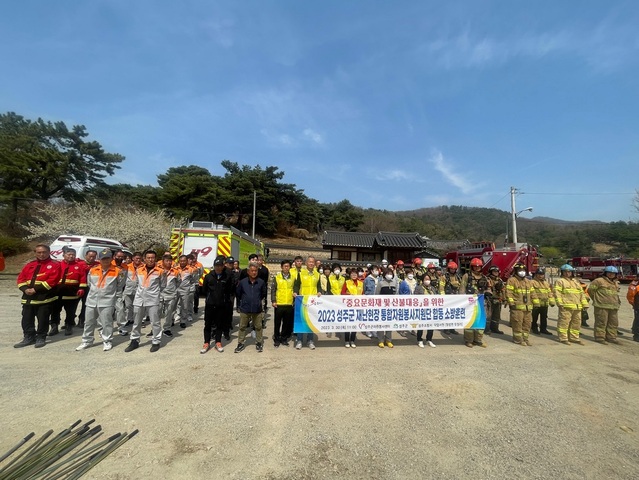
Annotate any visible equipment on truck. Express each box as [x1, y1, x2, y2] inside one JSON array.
[[445, 241, 539, 281], [169, 222, 264, 282], [569, 256, 639, 282]]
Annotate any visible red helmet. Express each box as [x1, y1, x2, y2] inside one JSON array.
[[413, 257, 422, 266], [470, 258, 483, 267], [396, 260, 404, 266], [447, 261, 458, 269], [427, 263, 436, 269]]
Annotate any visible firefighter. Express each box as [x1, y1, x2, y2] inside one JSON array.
[[579, 279, 591, 327], [460, 258, 490, 348], [530, 268, 555, 335], [506, 263, 536, 346], [75, 249, 125, 352], [587, 266, 622, 344], [486, 266, 505, 334], [395, 260, 406, 281], [413, 257, 427, 282], [439, 261, 461, 335], [426, 263, 441, 292], [626, 276, 639, 342], [49, 247, 87, 336], [554, 264, 588, 345], [14, 244, 62, 348]]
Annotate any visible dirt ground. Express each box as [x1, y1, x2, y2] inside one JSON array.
[[1, 273, 639, 480]]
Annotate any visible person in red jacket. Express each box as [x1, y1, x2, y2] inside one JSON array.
[[49, 247, 88, 336], [15, 244, 62, 348]]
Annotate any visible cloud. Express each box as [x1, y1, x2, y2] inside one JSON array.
[[303, 128, 323, 145], [260, 129, 294, 146], [428, 150, 475, 195]]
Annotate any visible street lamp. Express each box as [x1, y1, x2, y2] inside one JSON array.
[[510, 207, 533, 244]]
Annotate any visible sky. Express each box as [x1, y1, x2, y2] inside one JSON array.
[[1, 0, 638, 222]]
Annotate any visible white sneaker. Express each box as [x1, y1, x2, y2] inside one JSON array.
[[427, 341, 436, 348], [345, 342, 350, 348], [295, 341, 303, 350], [103, 342, 112, 351], [418, 341, 425, 348], [75, 342, 92, 351], [308, 341, 316, 350], [350, 342, 356, 349]]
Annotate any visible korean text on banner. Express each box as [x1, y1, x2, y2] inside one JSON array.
[[293, 294, 486, 334]]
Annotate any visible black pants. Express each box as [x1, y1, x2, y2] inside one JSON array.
[[632, 309, 639, 336], [50, 298, 80, 326], [273, 305, 294, 340], [532, 306, 549, 331], [78, 288, 89, 324], [417, 330, 434, 341], [193, 288, 200, 314], [22, 303, 52, 338], [204, 303, 225, 344], [345, 332, 356, 342]]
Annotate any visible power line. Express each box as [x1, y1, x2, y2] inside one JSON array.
[[522, 192, 635, 196]]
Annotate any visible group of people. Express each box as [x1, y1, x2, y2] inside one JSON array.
[[14, 244, 635, 354]]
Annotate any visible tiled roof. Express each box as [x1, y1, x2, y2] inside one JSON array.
[[322, 231, 376, 248], [375, 232, 428, 249]]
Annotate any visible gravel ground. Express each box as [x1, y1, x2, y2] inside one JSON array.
[[1, 273, 639, 479]]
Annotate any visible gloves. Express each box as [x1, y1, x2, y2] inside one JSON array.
[[76, 289, 85, 297]]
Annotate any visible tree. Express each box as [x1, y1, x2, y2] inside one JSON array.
[[324, 199, 365, 231], [0, 112, 124, 218]]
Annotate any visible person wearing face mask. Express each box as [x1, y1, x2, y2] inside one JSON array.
[[341, 268, 364, 347], [554, 264, 588, 345], [460, 258, 490, 348], [587, 266, 622, 344], [319, 265, 332, 295], [399, 267, 418, 338], [486, 266, 505, 334], [375, 268, 399, 348], [439, 261, 462, 336], [362, 265, 380, 339], [414, 276, 437, 347], [425, 263, 441, 292], [506, 263, 536, 346]]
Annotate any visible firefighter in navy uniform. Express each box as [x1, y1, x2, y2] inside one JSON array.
[[439, 261, 461, 335], [460, 258, 490, 348], [486, 266, 505, 334], [530, 268, 555, 335]]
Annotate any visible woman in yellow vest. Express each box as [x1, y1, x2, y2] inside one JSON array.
[[293, 256, 321, 350], [271, 260, 295, 347], [341, 268, 364, 348]]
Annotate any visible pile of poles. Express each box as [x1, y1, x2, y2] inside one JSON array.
[[0, 419, 138, 479]]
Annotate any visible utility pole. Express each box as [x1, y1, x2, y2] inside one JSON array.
[[252, 190, 257, 238], [511, 186, 517, 244]]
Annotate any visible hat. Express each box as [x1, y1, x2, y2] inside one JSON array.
[[97, 248, 113, 260], [226, 256, 235, 263], [214, 255, 225, 266]]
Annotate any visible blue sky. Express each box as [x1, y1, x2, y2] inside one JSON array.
[[2, 0, 638, 222]]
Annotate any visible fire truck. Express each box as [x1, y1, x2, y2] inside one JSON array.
[[568, 257, 639, 282], [444, 241, 540, 280], [169, 222, 264, 282]]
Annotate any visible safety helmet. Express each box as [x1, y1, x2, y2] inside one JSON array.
[[427, 263, 436, 269], [534, 268, 545, 275], [447, 261, 458, 270], [470, 258, 483, 267], [604, 266, 619, 274], [381, 259, 388, 264], [513, 263, 526, 271], [413, 258, 422, 266], [489, 266, 500, 273], [560, 264, 574, 272], [396, 260, 404, 266]]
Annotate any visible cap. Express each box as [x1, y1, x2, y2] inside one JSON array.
[[226, 256, 235, 263], [214, 255, 225, 266], [97, 248, 113, 260]]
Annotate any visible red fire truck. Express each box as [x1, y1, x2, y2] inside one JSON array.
[[445, 241, 540, 280], [568, 257, 639, 282]]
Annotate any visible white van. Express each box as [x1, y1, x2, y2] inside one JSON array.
[[49, 235, 130, 261]]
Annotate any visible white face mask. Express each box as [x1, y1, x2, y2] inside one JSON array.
[[407, 274, 414, 280], [385, 274, 393, 281], [517, 271, 526, 278], [423, 280, 431, 286], [333, 269, 341, 275]]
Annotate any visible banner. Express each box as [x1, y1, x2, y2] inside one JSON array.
[[294, 294, 486, 334]]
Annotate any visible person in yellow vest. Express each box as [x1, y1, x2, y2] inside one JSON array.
[[293, 256, 321, 350], [506, 263, 536, 346], [554, 264, 588, 345], [341, 268, 364, 348], [271, 259, 295, 348], [587, 266, 622, 344], [530, 268, 555, 335], [460, 258, 490, 348]]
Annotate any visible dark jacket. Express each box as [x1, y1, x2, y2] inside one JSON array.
[[203, 269, 234, 306], [236, 276, 267, 313]]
